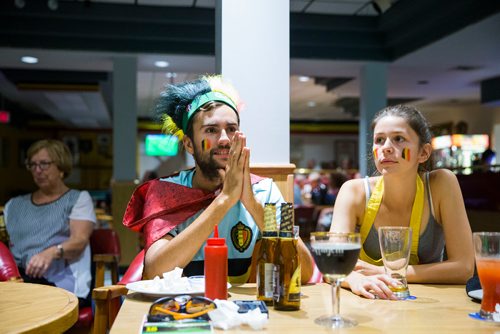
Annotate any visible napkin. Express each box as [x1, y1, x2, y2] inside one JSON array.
[[208, 300, 268, 330], [493, 304, 500, 322], [151, 267, 191, 292]]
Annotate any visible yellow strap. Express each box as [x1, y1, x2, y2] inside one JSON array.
[[359, 175, 424, 266]]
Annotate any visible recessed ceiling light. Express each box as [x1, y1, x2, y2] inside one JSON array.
[[165, 72, 177, 78], [299, 76, 310, 82], [154, 61, 169, 68], [307, 101, 316, 108], [21, 56, 38, 64]]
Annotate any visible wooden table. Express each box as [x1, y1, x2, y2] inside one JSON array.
[[110, 283, 499, 334], [0, 282, 78, 334]]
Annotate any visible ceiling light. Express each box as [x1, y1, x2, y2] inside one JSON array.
[[299, 76, 310, 82], [154, 61, 169, 68], [307, 101, 316, 108], [21, 56, 39, 64], [14, 0, 25, 8], [165, 72, 177, 78], [47, 0, 58, 11]]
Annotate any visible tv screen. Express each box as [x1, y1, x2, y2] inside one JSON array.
[[145, 134, 179, 156]]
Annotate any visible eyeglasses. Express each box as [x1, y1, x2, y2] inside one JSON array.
[[26, 160, 54, 171], [148, 295, 216, 322]]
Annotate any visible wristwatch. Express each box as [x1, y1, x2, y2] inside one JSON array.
[[56, 244, 64, 259]]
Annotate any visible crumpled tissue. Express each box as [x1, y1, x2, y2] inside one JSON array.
[[150, 267, 191, 292], [208, 299, 268, 330]]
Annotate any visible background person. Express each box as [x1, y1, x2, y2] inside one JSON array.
[[123, 75, 313, 284], [330, 105, 474, 299], [4, 139, 95, 306]]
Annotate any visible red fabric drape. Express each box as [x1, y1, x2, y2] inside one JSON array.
[[123, 173, 265, 250]]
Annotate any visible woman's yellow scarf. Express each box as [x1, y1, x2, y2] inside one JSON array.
[[359, 175, 424, 265]]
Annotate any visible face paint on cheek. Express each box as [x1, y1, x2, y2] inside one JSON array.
[[201, 139, 211, 152], [402, 148, 411, 161], [373, 148, 378, 160]]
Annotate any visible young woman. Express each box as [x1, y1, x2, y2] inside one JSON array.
[[330, 105, 474, 299]]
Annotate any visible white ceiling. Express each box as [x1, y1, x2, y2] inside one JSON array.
[[0, 1, 499, 128]]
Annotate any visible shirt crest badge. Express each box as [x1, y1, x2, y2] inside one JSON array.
[[230, 221, 253, 253]]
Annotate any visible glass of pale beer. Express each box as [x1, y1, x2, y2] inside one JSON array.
[[378, 227, 412, 300]]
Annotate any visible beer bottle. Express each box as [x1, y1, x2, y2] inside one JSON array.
[[256, 203, 279, 305], [274, 202, 301, 310]]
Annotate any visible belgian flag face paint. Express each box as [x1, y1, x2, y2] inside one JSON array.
[[201, 139, 211, 152], [402, 148, 410, 161], [373, 148, 378, 160]]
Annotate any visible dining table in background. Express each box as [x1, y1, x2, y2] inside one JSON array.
[[0, 282, 78, 333], [110, 283, 499, 334]]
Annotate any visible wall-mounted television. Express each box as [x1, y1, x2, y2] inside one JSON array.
[[144, 134, 179, 156]]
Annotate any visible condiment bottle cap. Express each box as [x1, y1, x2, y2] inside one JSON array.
[[207, 225, 225, 245]]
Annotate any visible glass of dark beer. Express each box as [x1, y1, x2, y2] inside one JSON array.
[[310, 232, 361, 328]]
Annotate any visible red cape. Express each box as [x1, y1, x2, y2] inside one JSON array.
[[123, 171, 265, 250]]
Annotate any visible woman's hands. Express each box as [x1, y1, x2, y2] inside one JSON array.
[[344, 260, 400, 300], [354, 259, 384, 276], [25, 247, 57, 278]]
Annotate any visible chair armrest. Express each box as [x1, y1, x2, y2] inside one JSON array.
[[92, 285, 129, 334], [93, 284, 128, 300]]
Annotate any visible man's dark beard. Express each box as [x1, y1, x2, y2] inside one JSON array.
[[193, 145, 228, 182]]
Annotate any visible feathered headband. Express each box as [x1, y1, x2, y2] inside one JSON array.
[[156, 75, 242, 140]]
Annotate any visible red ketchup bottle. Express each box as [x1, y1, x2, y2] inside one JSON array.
[[204, 225, 228, 300]]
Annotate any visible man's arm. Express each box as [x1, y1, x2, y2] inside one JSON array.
[[144, 193, 234, 279]]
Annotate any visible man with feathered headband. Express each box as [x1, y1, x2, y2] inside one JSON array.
[[123, 75, 313, 284]]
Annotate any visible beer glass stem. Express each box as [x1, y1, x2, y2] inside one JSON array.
[[331, 279, 341, 320]]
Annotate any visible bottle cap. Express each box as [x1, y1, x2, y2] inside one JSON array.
[[207, 225, 226, 246]]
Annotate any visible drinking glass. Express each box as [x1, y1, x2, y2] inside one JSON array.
[[473, 232, 500, 320], [310, 232, 361, 328], [378, 227, 412, 300]]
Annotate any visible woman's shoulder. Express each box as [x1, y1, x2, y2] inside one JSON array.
[[74, 189, 92, 202], [5, 193, 30, 206], [427, 169, 458, 185], [426, 169, 461, 199], [338, 177, 375, 202]]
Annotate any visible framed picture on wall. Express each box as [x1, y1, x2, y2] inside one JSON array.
[[335, 140, 358, 169]]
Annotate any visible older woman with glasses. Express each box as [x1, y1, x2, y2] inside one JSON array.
[[4, 139, 95, 307]]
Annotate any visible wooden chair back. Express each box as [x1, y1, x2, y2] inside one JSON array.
[[250, 163, 295, 202]]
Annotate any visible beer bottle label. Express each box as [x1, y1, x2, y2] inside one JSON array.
[[264, 263, 274, 298], [273, 264, 280, 301], [288, 265, 301, 302]]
